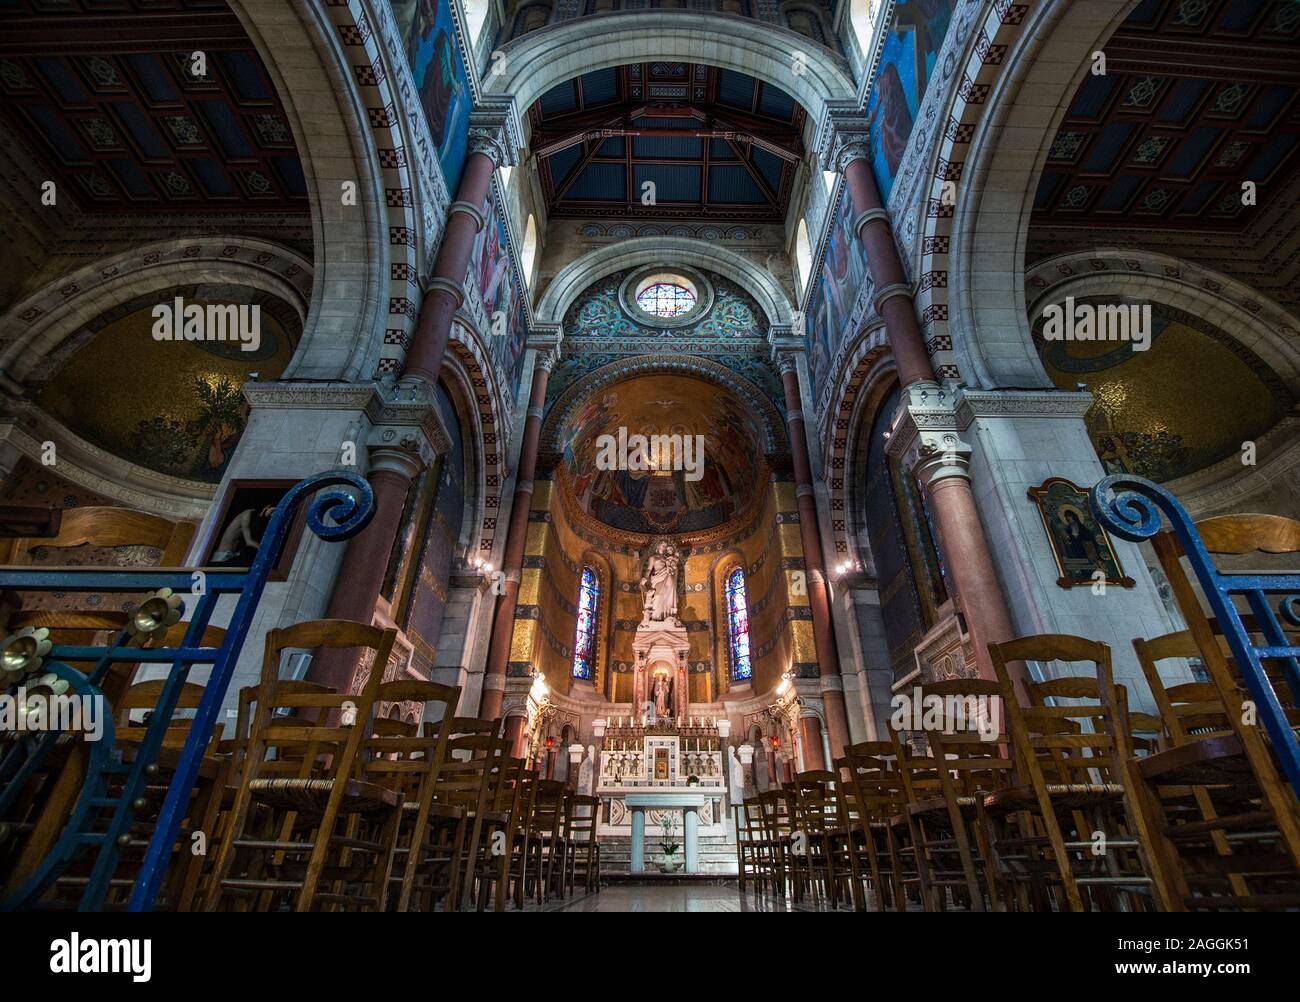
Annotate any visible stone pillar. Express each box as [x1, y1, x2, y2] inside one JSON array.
[[312, 118, 514, 691], [799, 715, 826, 772], [401, 122, 514, 388], [831, 129, 1017, 684], [567, 743, 584, 791], [774, 355, 851, 759], [479, 347, 558, 719], [738, 742, 756, 796], [308, 451, 419, 691], [504, 715, 527, 759]]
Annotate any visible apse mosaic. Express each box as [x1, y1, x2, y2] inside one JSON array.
[[564, 270, 764, 340], [806, 185, 870, 402], [35, 298, 292, 483], [867, 0, 959, 198], [1035, 300, 1290, 482], [397, 0, 471, 193], [559, 373, 767, 534]]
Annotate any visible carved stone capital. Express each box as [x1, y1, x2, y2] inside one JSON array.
[[364, 380, 453, 473], [534, 346, 561, 373], [887, 380, 972, 486], [468, 107, 521, 169]]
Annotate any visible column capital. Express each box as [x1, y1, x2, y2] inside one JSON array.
[[468, 107, 522, 169], [365, 380, 453, 470], [886, 380, 973, 486], [533, 345, 561, 372], [771, 348, 800, 376], [822, 114, 873, 173]]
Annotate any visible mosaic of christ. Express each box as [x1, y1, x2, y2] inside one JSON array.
[[560, 374, 768, 535]]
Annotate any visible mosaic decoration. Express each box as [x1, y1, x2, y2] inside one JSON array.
[[570, 565, 600, 680], [1035, 299, 1290, 482], [559, 373, 767, 534], [806, 184, 869, 403], [563, 270, 768, 341], [35, 297, 293, 483], [725, 566, 752, 682], [401, 0, 471, 193], [866, 0, 959, 199]]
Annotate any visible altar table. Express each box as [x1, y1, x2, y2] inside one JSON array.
[[624, 791, 707, 874]]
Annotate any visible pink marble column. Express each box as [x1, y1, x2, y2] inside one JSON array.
[[837, 143, 1016, 683], [312, 133, 506, 690], [777, 359, 851, 759], [504, 715, 527, 760], [479, 351, 556, 719], [799, 716, 826, 772]]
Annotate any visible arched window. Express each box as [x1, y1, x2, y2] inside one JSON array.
[[849, 0, 881, 57], [464, 0, 489, 47], [795, 218, 813, 295], [571, 565, 599, 680], [725, 567, 753, 682], [520, 213, 538, 289]]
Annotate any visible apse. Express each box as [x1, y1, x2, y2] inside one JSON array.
[[556, 372, 769, 535]]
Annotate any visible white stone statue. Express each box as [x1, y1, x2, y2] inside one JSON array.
[[728, 745, 744, 803], [652, 673, 673, 718], [578, 745, 595, 795], [639, 539, 681, 623]]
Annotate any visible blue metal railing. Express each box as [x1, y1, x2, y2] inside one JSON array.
[[0, 470, 374, 911], [1090, 474, 1300, 798]]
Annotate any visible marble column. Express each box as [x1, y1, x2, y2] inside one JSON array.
[[307, 447, 421, 691], [312, 122, 512, 690], [479, 348, 558, 719], [799, 715, 826, 772], [834, 135, 1016, 683], [504, 714, 527, 759], [776, 357, 851, 758]]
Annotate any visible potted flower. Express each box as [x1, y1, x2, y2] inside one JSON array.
[[658, 812, 683, 873]]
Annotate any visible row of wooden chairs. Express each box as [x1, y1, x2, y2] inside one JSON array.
[[2, 616, 603, 911], [737, 627, 1300, 911]]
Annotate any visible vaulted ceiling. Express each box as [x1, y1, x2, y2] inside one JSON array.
[[530, 63, 806, 222], [1032, 0, 1300, 231], [0, 0, 307, 214]]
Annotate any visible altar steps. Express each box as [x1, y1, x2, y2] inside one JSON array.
[[597, 834, 740, 876]]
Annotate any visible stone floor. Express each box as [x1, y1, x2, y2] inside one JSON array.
[[540, 881, 858, 912]]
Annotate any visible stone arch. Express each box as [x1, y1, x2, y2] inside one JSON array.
[[838, 348, 898, 571], [931, 0, 1135, 388], [484, 12, 856, 143], [446, 322, 511, 561], [0, 237, 312, 385], [539, 354, 788, 459], [535, 237, 795, 329], [230, 0, 441, 383], [1024, 249, 1300, 398]]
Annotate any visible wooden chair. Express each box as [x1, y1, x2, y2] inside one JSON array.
[[403, 723, 509, 911], [362, 680, 461, 911], [1129, 629, 1300, 909], [837, 741, 907, 911], [791, 770, 856, 909], [735, 797, 769, 895], [984, 634, 1171, 912], [205, 620, 401, 912], [756, 787, 803, 902], [564, 793, 602, 897], [887, 683, 1012, 913], [528, 779, 570, 903]]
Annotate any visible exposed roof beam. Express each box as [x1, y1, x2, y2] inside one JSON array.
[[1104, 35, 1300, 84]]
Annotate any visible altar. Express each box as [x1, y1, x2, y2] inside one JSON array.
[[625, 791, 708, 874]]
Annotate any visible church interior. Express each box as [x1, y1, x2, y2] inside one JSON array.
[[1, 0, 1299, 922]]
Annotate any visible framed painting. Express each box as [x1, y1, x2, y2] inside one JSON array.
[[200, 479, 306, 581], [1027, 477, 1134, 589]]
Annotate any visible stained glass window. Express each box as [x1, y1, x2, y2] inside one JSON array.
[[636, 281, 696, 318], [725, 567, 752, 682], [571, 566, 599, 680]]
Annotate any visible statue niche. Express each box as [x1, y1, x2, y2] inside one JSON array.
[[632, 538, 690, 725]]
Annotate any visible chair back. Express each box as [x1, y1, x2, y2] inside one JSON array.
[[791, 770, 846, 834]]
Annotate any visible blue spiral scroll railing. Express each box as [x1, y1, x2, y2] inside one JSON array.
[[0, 470, 373, 911], [1090, 474, 1300, 798]]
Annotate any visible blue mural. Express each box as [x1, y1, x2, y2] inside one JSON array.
[[866, 0, 957, 199], [402, 0, 471, 193], [473, 188, 527, 400]]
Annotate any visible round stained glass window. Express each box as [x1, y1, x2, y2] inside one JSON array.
[[635, 282, 697, 318]]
